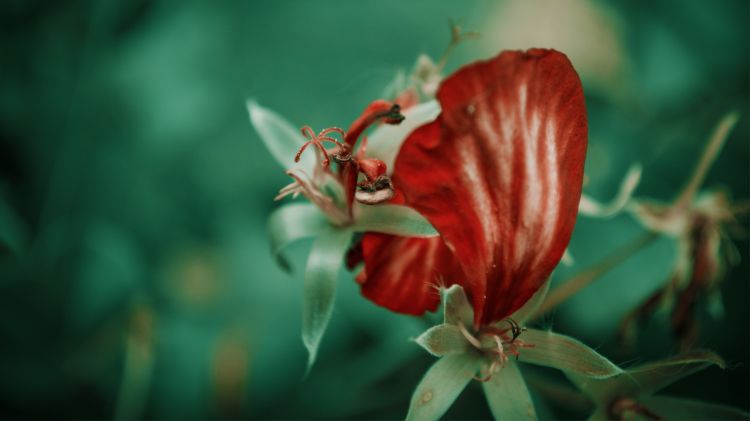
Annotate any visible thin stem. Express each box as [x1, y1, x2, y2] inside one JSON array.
[[673, 111, 740, 210], [532, 232, 659, 320], [436, 20, 480, 71]]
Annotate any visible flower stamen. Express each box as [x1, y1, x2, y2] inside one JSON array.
[[458, 318, 533, 382], [295, 125, 346, 167]]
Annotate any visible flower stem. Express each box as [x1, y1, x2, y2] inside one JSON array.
[[532, 232, 659, 320], [673, 111, 740, 210]]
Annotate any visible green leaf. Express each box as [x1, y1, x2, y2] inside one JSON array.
[[442, 285, 474, 327], [301, 227, 353, 372], [406, 353, 479, 421], [352, 204, 438, 237], [616, 350, 724, 396], [518, 329, 622, 379], [366, 100, 440, 171], [482, 362, 537, 420], [639, 395, 749, 420], [570, 350, 725, 404], [414, 324, 471, 357], [268, 203, 331, 272], [508, 278, 550, 324], [247, 99, 316, 173]]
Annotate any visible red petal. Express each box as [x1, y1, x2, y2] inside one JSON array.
[[394, 49, 588, 326], [358, 233, 463, 315]]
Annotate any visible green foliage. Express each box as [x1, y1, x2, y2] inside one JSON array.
[[352, 203, 438, 237], [569, 350, 725, 403], [268, 203, 331, 272], [569, 351, 746, 420], [247, 100, 316, 173], [519, 329, 623, 379], [442, 284, 474, 326], [483, 362, 537, 420], [301, 227, 353, 371], [405, 353, 479, 421], [415, 324, 471, 357]]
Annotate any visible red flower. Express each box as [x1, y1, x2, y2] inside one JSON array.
[[357, 49, 588, 327]]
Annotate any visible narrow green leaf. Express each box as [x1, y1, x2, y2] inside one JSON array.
[[414, 324, 471, 357], [406, 354, 479, 421], [352, 204, 438, 237], [482, 362, 537, 420], [508, 278, 550, 324], [366, 100, 440, 171], [639, 396, 749, 420], [268, 203, 330, 272], [518, 329, 622, 379], [442, 285, 474, 326], [247, 99, 316, 172], [570, 350, 725, 403], [301, 227, 353, 372], [619, 350, 724, 397]]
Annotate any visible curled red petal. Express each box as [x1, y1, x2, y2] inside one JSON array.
[[394, 49, 588, 326], [358, 233, 462, 315]]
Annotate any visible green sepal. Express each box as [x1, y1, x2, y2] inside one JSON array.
[[518, 329, 622, 379], [405, 353, 479, 421], [482, 362, 537, 420], [442, 285, 474, 327], [570, 350, 725, 404], [247, 99, 316, 173], [414, 324, 471, 357], [301, 227, 353, 372], [268, 203, 330, 272], [352, 203, 438, 237]]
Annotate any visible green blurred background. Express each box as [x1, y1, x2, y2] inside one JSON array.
[[0, 0, 748, 419]]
